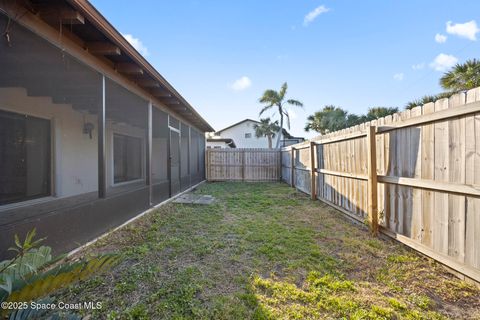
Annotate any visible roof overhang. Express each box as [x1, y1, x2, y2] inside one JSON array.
[[216, 118, 260, 134], [15, 0, 214, 132]]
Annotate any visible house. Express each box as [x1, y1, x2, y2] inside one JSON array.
[[207, 119, 304, 149], [281, 130, 305, 146], [208, 119, 280, 149], [206, 138, 236, 149], [0, 0, 213, 258]]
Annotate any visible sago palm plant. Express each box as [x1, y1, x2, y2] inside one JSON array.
[[0, 229, 121, 319]]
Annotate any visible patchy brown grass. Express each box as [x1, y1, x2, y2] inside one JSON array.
[[55, 182, 479, 319]]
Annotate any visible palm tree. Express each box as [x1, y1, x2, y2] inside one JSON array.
[[259, 82, 303, 148], [404, 92, 453, 110], [365, 107, 398, 120], [253, 118, 280, 149], [440, 59, 480, 92], [304, 105, 351, 134]]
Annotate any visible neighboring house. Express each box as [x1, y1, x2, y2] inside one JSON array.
[[208, 119, 279, 149], [207, 119, 303, 149], [206, 138, 236, 149], [282, 138, 305, 146], [0, 1, 213, 258], [281, 129, 305, 146]]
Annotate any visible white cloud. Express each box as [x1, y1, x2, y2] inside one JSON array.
[[446, 20, 479, 41], [412, 63, 425, 70], [231, 76, 252, 91], [393, 73, 404, 81], [303, 5, 330, 26], [122, 34, 149, 56], [429, 53, 458, 71], [435, 33, 447, 43]]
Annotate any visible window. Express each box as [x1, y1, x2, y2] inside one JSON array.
[[245, 133, 252, 139], [0, 110, 51, 205], [113, 134, 142, 183]]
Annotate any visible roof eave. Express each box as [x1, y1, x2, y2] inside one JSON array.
[[67, 0, 214, 132], [216, 118, 260, 134]]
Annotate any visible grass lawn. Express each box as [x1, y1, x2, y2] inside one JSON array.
[[57, 182, 479, 319]]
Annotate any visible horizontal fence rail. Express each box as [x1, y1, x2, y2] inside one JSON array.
[[281, 88, 480, 283], [206, 148, 281, 182]]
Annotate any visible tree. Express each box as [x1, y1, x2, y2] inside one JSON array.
[[304, 105, 351, 134], [346, 113, 366, 127], [253, 118, 280, 149], [365, 107, 398, 120], [304, 105, 399, 134], [404, 92, 453, 110], [259, 82, 303, 148], [440, 59, 480, 92], [403, 59, 480, 110]]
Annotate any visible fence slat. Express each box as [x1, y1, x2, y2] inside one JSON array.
[[206, 148, 281, 181], [310, 141, 316, 200], [367, 126, 379, 235], [291, 148, 295, 187], [278, 87, 480, 283]]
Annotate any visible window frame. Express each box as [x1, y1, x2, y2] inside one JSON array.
[[244, 133, 252, 139], [111, 132, 144, 186]]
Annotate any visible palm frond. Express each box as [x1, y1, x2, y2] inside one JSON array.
[[2, 254, 121, 304], [278, 82, 288, 100], [253, 118, 281, 139], [286, 99, 303, 107], [0, 246, 52, 286], [259, 90, 280, 104], [259, 105, 273, 116], [440, 58, 480, 91]]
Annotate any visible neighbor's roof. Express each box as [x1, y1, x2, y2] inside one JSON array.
[[216, 119, 260, 133], [281, 128, 304, 140], [206, 138, 236, 148], [23, 0, 213, 132]]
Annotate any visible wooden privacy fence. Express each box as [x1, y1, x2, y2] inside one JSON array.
[[206, 148, 281, 181], [282, 88, 480, 283]]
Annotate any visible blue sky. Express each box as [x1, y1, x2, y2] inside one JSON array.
[[91, 0, 480, 138]]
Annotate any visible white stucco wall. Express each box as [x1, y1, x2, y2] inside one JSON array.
[[0, 87, 147, 201], [214, 120, 282, 149], [0, 88, 98, 198]]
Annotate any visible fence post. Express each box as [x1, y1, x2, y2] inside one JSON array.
[[291, 147, 295, 187], [310, 141, 316, 200], [367, 126, 379, 235]]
